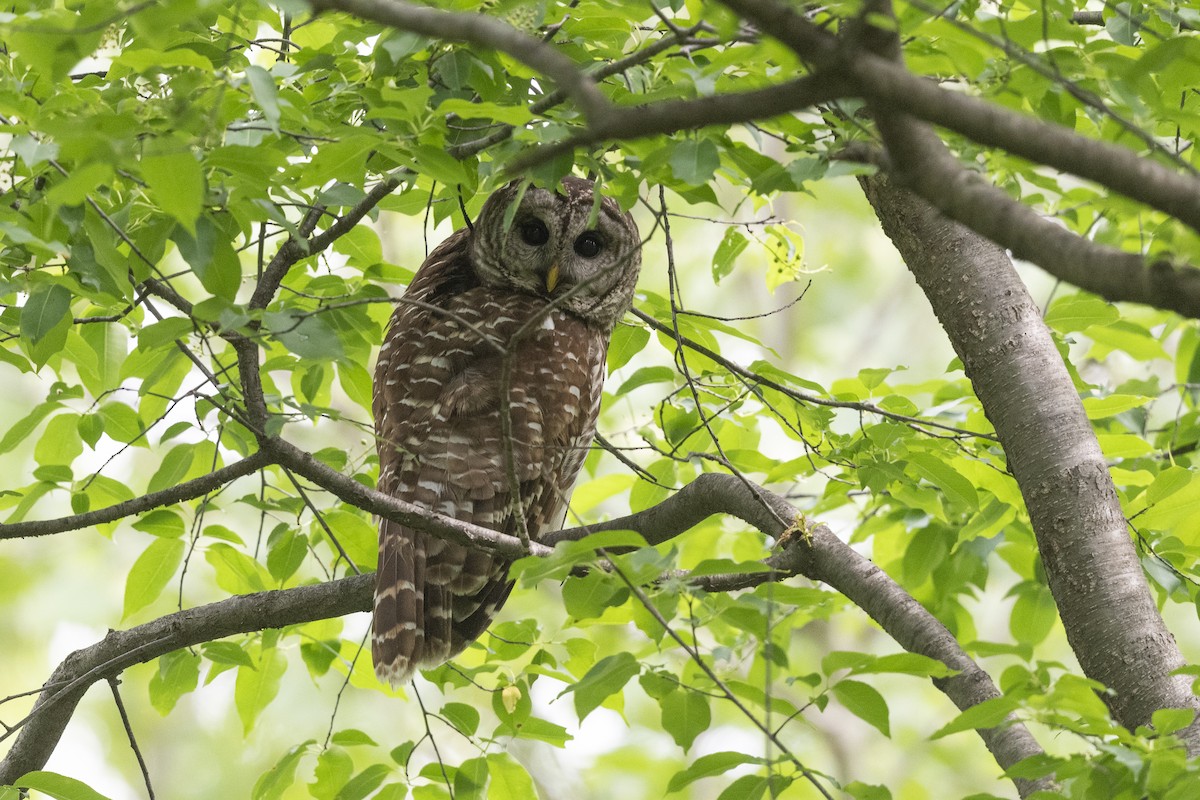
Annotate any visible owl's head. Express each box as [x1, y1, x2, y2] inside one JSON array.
[[470, 177, 642, 328]]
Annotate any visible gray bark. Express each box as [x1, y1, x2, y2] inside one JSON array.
[[860, 169, 1200, 749]]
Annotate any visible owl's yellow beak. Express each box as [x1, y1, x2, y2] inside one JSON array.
[[545, 262, 560, 293]]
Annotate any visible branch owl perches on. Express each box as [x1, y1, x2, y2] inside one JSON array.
[[371, 178, 642, 685]]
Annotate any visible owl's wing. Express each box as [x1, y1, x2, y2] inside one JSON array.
[[372, 242, 606, 685]]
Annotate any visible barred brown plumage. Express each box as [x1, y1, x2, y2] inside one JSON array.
[[372, 178, 642, 686]]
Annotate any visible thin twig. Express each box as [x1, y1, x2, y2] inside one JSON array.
[[108, 678, 156, 800], [601, 549, 835, 799]]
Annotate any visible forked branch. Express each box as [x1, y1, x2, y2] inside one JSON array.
[[0, 472, 1051, 795]]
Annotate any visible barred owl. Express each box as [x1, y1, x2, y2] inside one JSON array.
[[372, 178, 642, 686]]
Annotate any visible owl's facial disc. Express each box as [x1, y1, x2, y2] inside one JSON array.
[[472, 178, 641, 327]]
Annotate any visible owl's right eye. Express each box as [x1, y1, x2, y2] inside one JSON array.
[[519, 219, 550, 246]]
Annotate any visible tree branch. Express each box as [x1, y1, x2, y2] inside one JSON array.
[[556, 472, 1053, 795], [0, 574, 374, 785], [0, 473, 1049, 791], [248, 176, 402, 311], [628, 308, 994, 441], [859, 168, 1200, 749], [718, 0, 1200, 235], [0, 451, 273, 541], [261, 436, 552, 560], [308, 0, 608, 120], [870, 109, 1200, 318], [448, 21, 714, 159], [508, 72, 852, 173]]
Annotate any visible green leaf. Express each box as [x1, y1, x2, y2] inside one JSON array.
[[1147, 466, 1193, 506], [441, 702, 481, 736], [321, 510, 378, 571], [905, 453, 978, 509], [252, 741, 316, 800], [330, 729, 378, 747], [439, 98, 532, 126], [263, 310, 345, 360], [266, 527, 308, 582], [832, 679, 890, 737], [510, 529, 647, 585], [686, 558, 771, 577], [173, 217, 242, 300], [562, 570, 626, 620], [1087, 321, 1169, 361], [931, 695, 1019, 739], [1137, 472, 1200, 533], [99, 402, 144, 444], [114, 47, 214, 73], [148, 649, 200, 714], [236, 646, 288, 734], [79, 321, 128, 394], [453, 757, 487, 800], [12, 772, 114, 800], [332, 225, 382, 265], [310, 746, 353, 800], [245, 64, 281, 126], [45, 162, 114, 208], [123, 536, 185, 619], [142, 151, 205, 233], [206, 542, 271, 594], [1044, 295, 1119, 332], [202, 641, 257, 668], [486, 753, 538, 800], [21, 283, 72, 365], [849, 652, 955, 678], [1150, 707, 1196, 735], [1081, 394, 1151, 420], [147, 443, 196, 494], [0, 399, 62, 454], [396, 145, 468, 188], [132, 509, 185, 538], [616, 365, 675, 395], [667, 752, 765, 793], [337, 765, 392, 800], [844, 781, 893, 800], [607, 324, 649, 374], [564, 651, 640, 721], [661, 689, 711, 751], [713, 228, 749, 282], [33, 413, 82, 467], [715, 774, 776, 800], [1009, 584, 1058, 644], [669, 139, 721, 185]]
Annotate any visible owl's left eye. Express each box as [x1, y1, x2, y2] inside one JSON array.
[[574, 232, 604, 258], [519, 219, 550, 246]]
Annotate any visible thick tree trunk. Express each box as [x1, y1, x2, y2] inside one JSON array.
[[859, 171, 1200, 748]]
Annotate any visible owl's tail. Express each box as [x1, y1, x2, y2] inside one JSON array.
[[373, 519, 520, 686], [372, 519, 427, 687]]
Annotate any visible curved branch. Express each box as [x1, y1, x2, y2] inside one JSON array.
[[0, 574, 374, 785], [859, 167, 1200, 749], [0, 450, 273, 541], [509, 72, 853, 173], [718, 0, 1200, 235], [249, 176, 402, 311], [553, 473, 1053, 795], [0, 473, 1049, 792], [262, 436, 552, 560], [870, 110, 1200, 317], [448, 22, 712, 159], [308, 0, 608, 119]]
